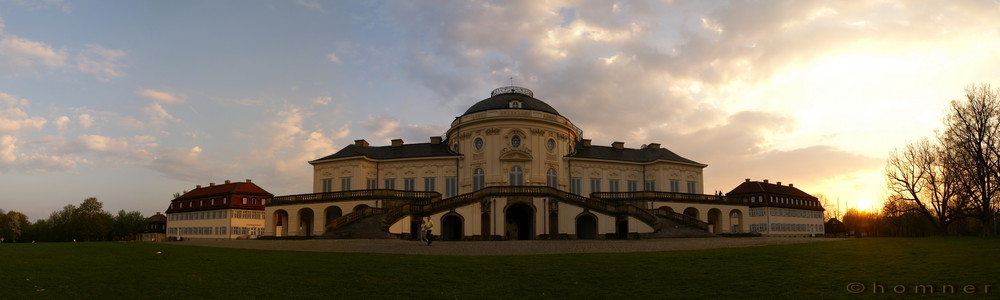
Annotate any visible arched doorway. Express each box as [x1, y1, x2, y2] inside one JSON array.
[[658, 206, 675, 214], [273, 210, 289, 237], [353, 204, 370, 212], [683, 207, 699, 221], [576, 213, 597, 239], [298, 208, 314, 237], [729, 210, 743, 233], [707, 208, 722, 234], [325, 206, 343, 227], [505, 203, 534, 240], [441, 214, 464, 241]]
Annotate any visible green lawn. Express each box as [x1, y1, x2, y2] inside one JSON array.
[[2, 238, 997, 299]]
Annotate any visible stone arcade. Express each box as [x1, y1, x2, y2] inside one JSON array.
[[261, 86, 824, 240]]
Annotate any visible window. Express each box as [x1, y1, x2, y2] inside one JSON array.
[[210, 199, 215, 205], [445, 177, 457, 198], [509, 100, 522, 108], [366, 178, 377, 189], [473, 169, 485, 191], [670, 180, 680, 193], [474, 137, 484, 150], [644, 181, 655, 191], [242, 197, 247, 205], [627, 180, 638, 192], [686, 181, 696, 194], [404, 178, 416, 191], [341, 177, 352, 191], [590, 178, 601, 193], [322, 178, 332, 193], [199, 200, 203, 206], [608, 180, 620, 192], [570, 177, 582, 194], [511, 135, 521, 148], [546, 168, 557, 188], [424, 177, 436, 192], [384, 178, 396, 190], [510, 166, 524, 185], [546, 139, 556, 151]]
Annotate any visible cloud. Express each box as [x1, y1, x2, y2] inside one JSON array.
[[0, 93, 46, 133], [327, 53, 342, 64], [143, 103, 177, 126], [138, 89, 186, 103], [146, 146, 213, 182], [54, 115, 69, 130], [74, 134, 129, 153], [78, 113, 93, 129], [0, 35, 67, 75], [312, 96, 332, 105], [75, 44, 126, 81], [0, 135, 89, 173]]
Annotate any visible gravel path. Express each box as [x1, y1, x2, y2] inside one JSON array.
[[176, 237, 841, 256]]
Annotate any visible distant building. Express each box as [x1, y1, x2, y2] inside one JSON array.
[[726, 179, 825, 237], [139, 212, 167, 242], [165, 180, 273, 240]]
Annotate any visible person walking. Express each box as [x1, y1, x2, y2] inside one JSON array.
[[418, 218, 426, 243], [424, 216, 434, 246]]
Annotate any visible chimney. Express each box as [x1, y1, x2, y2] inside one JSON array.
[[776, 181, 782, 186], [354, 139, 369, 147], [225, 180, 231, 184], [612, 141, 624, 149], [763, 179, 769, 184], [647, 143, 661, 149], [196, 185, 202, 189], [582, 139, 592, 147], [246, 179, 252, 183], [210, 182, 215, 186], [789, 183, 794, 188], [391, 139, 404, 147], [745, 178, 750, 182], [430, 136, 443, 144]]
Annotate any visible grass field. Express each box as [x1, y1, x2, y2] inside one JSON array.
[[2, 238, 998, 299]]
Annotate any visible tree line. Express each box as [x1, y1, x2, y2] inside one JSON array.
[[883, 83, 1000, 236], [0, 197, 148, 243]]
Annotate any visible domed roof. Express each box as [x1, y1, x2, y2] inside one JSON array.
[[462, 86, 561, 116]]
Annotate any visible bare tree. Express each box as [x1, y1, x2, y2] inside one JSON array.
[[941, 84, 1000, 235], [885, 139, 967, 235]]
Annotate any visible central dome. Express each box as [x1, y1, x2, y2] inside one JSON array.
[[462, 86, 561, 116]]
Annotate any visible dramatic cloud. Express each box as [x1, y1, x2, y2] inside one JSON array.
[[138, 89, 186, 103], [75, 44, 126, 81]]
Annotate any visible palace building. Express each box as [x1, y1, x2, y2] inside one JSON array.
[[262, 86, 822, 239], [166, 180, 273, 240]]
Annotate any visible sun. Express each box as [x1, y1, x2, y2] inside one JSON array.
[[856, 197, 873, 213]]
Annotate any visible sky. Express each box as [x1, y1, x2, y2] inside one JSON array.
[[2, 0, 999, 221]]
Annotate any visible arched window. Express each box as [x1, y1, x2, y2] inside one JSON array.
[[511, 135, 521, 148], [510, 166, 524, 186], [473, 168, 485, 191], [546, 168, 557, 188]]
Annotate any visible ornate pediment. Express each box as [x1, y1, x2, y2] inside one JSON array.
[[499, 149, 533, 161]]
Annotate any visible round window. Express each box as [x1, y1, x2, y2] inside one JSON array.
[[511, 135, 521, 148], [474, 137, 484, 150], [546, 138, 556, 151]]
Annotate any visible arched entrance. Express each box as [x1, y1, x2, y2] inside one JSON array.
[[658, 206, 675, 214], [273, 210, 289, 237], [707, 208, 722, 234], [729, 210, 743, 233], [441, 214, 464, 241], [298, 208, 314, 237], [353, 204, 370, 212], [683, 207, 700, 221], [324, 206, 343, 227], [576, 213, 597, 239], [505, 203, 534, 240]]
